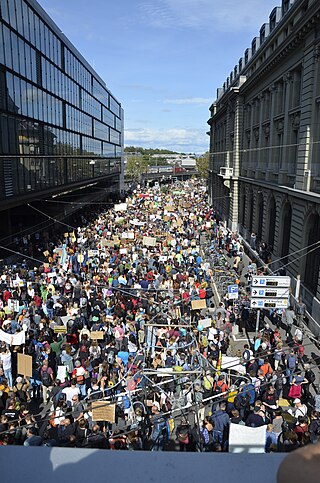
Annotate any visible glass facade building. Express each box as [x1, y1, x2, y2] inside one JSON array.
[[0, 0, 123, 201]]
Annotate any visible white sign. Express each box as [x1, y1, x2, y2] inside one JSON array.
[[221, 356, 246, 375], [229, 423, 266, 453], [114, 203, 127, 212], [252, 276, 290, 288], [251, 287, 290, 298], [8, 299, 20, 313], [250, 298, 289, 309], [227, 284, 239, 300]]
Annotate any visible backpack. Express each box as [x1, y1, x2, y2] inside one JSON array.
[[243, 349, 251, 361], [107, 350, 115, 365], [14, 383, 27, 402], [200, 334, 208, 348], [80, 343, 89, 355], [306, 369, 316, 384], [288, 355, 296, 369], [41, 368, 52, 387]]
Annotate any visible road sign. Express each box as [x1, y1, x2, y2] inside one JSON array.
[[252, 276, 291, 288], [251, 287, 290, 298], [228, 284, 239, 300], [250, 298, 289, 309]]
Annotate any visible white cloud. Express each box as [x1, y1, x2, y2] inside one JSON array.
[[125, 127, 209, 153], [138, 0, 277, 32], [164, 97, 212, 105]]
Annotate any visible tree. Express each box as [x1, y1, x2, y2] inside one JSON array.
[[125, 156, 149, 181], [196, 152, 209, 178]]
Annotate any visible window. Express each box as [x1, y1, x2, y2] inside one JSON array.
[[3, 25, 12, 69], [0, 0, 10, 24], [8, 0, 17, 30]]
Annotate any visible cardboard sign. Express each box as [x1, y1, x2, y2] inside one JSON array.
[[103, 240, 114, 248], [90, 331, 104, 340], [114, 203, 127, 212], [163, 215, 170, 222], [8, 299, 19, 313], [200, 318, 212, 328], [17, 353, 32, 378], [143, 236, 156, 247], [54, 325, 67, 333], [191, 299, 207, 310], [172, 307, 181, 319], [87, 250, 99, 258], [165, 204, 175, 212], [92, 401, 116, 422]]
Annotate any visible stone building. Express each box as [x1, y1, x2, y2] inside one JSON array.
[[207, 0, 320, 321]]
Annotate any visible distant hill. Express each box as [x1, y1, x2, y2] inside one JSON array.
[[124, 146, 180, 155]]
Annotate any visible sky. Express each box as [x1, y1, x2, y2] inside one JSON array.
[[38, 0, 278, 153]]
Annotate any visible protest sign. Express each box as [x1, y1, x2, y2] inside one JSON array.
[[114, 203, 127, 212], [229, 423, 266, 453], [17, 353, 32, 377], [143, 236, 156, 247], [90, 331, 104, 340], [191, 299, 207, 310], [92, 401, 116, 422]]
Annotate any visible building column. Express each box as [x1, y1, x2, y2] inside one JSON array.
[[295, 42, 317, 190], [279, 72, 293, 182], [266, 84, 277, 179], [229, 96, 242, 232]]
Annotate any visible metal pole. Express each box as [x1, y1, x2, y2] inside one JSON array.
[[295, 274, 301, 300], [254, 309, 260, 343]]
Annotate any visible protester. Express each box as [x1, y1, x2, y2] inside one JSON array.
[[0, 179, 317, 454]]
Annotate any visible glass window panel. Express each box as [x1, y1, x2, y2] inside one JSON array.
[[34, 13, 40, 49], [8, 0, 17, 29], [3, 25, 12, 68], [11, 32, 19, 72], [50, 30, 54, 62], [0, 25, 4, 65], [110, 96, 120, 117], [30, 48, 37, 83], [28, 7, 35, 45], [15, 0, 23, 35], [13, 75, 21, 113], [18, 38, 25, 77], [6, 72, 14, 112], [20, 78, 27, 115], [26, 83, 33, 118], [21, 0, 29, 40], [33, 86, 38, 119], [40, 18, 45, 52], [25, 43, 31, 80], [37, 88, 43, 121], [45, 25, 49, 56], [0, 0, 10, 23], [42, 91, 47, 122]]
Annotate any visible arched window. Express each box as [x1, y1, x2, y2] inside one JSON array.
[[281, 202, 292, 264], [248, 190, 253, 232], [257, 193, 264, 240], [268, 197, 276, 250], [304, 213, 320, 295]]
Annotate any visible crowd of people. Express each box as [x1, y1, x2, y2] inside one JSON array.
[[0, 179, 319, 452]]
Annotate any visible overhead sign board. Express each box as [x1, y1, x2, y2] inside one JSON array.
[[252, 276, 291, 288], [250, 298, 289, 309], [251, 287, 290, 298], [228, 285, 239, 300]]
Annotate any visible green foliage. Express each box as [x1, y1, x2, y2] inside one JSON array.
[[124, 146, 178, 155], [125, 156, 150, 180], [196, 152, 209, 178]]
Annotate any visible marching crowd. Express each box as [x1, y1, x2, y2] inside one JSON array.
[[0, 179, 319, 452]]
